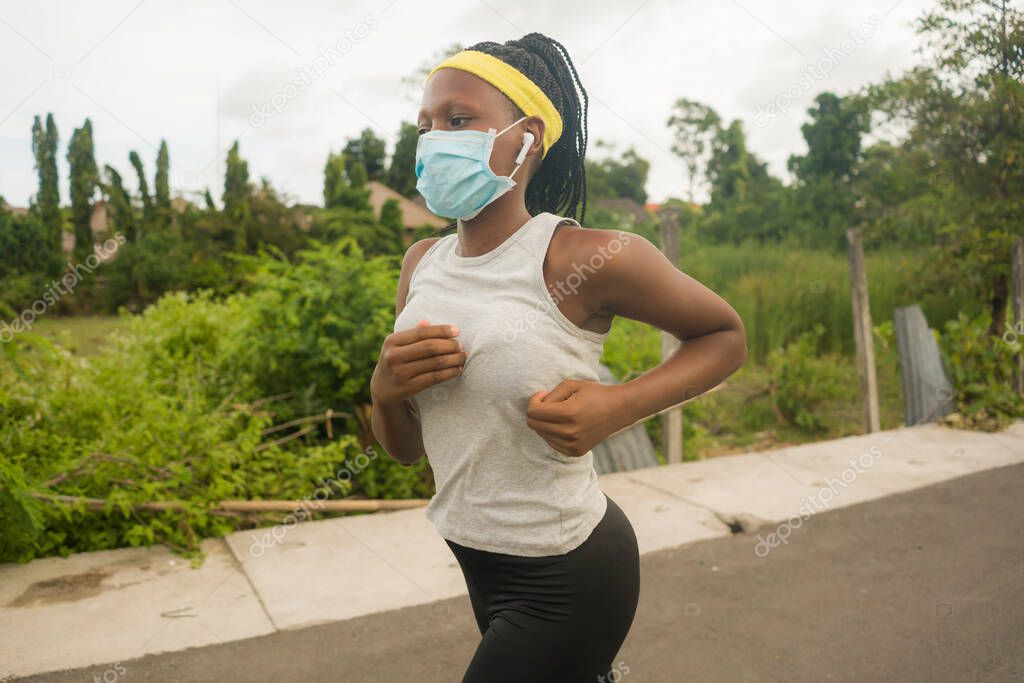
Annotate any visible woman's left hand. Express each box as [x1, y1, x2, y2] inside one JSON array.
[[525, 380, 631, 458]]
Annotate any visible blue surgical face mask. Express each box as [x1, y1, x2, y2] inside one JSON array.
[[415, 115, 528, 220]]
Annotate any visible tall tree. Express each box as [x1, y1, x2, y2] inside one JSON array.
[[155, 139, 171, 219], [129, 150, 153, 234], [103, 165, 137, 242], [702, 120, 792, 244], [343, 128, 387, 182], [787, 92, 870, 248], [668, 99, 722, 202], [323, 151, 371, 211], [386, 122, 419, 197], [67, 119, 99, 261], [379, 198, 406, 254], [30, 113, 61, 254], [585, 142, 650, 204], [223, 140, 251, 228], [867, 0, 1024, 334], [789, 92, 869, 182], [706, 121, 753, 203]]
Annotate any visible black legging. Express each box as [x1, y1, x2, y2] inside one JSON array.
[[445, 494, 640, 683]]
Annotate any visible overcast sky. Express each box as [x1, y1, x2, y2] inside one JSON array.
[[0, 0, 935, 211]]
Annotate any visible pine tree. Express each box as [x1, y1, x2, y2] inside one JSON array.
[[223, 140, 251, 224], [342, 128, 387, 181], [323, 151, 371, 211], [379, 198, 407, 253], [129, 150, 152, 235], [155, 139, 171, 222], [386, 122, 419, 197], [104, 164, 137, 242], [67, 119, 99, 262], [30, 113, 61, 255]]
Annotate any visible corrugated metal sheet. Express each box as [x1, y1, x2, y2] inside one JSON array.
[[894, 304, 956, 425]]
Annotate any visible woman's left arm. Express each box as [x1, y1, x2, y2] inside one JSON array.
[[526, 228, 748, 457]]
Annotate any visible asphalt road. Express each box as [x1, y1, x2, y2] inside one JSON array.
[[19, 462, 1024, 683]]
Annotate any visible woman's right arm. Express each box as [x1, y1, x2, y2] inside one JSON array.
[[369, 392, 424, 466], [370, 238, 466, 465]]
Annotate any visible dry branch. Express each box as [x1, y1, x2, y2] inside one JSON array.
[[27, 492, 429, 514]]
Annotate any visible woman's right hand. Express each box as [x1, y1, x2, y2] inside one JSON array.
[[371, 320, 468, 405]]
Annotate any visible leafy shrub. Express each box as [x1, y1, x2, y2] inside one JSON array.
[[227, 238, 401, 425], [0, 210, 62, 281], [0, 209, 64, 317], [937, 310, 1024, 431], [102, 231, 194, 312], [0, 238, 432, 564], [311, 206, 404, 257], [767, 323, 856, 434], [0, 314, 368, 564]]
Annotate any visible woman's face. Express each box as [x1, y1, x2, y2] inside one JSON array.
[[417, 67, 544, 179]]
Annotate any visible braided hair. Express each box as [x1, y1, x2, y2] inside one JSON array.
[[426, 32, 589, 235]]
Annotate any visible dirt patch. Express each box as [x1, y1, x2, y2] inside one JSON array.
[[8, 568, 112, 607]]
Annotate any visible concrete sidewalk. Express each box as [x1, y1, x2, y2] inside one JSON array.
[[2, 420, 1023, 681]]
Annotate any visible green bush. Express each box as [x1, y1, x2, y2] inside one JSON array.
[[0, 238, 432, 564], [0, 209, 64, 317], [103, 231, 193, 312], [311, 207, 404, 257], [0, 322, 362, 564], [766, 323, 857, 434], [228, 237, 401, 423], [938, 310, 1024, 431]]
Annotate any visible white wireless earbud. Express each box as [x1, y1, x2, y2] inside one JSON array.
[[515, 131, 535, 165]]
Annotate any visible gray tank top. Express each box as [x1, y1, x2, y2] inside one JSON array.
[[393, 211, 610, 556]]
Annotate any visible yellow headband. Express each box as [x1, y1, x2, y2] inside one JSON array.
[[425, 49, 563, 159]]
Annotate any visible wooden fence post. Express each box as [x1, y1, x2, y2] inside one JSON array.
[[659, 208, 684, 464], [846, 227, 881, 433]]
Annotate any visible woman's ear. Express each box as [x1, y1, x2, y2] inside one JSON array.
[[525, 116, 546, 156]]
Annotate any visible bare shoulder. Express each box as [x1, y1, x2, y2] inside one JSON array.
[[401, 235, 444, 271], [554, 221, 744, 341], [549, 220, 680, 321], [396, 235, 445, 317], [547, 221, 652, 324], [549, 220, 654, 277]]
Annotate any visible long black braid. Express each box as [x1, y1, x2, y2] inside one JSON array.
[[426, 32, 589, 235]]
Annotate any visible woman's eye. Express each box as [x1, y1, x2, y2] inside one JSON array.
[[451, 116, 468, 127]]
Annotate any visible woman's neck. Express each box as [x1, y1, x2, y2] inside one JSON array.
[[455, 199, 534, 258]]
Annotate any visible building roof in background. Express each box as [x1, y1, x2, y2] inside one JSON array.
[[647, 200, 701, 213], [1, 201, 29, 217], [365, 181, 447, 229], [596, 197, 650, 224]]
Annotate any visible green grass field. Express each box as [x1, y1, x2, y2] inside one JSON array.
[[29, 315, 125, 356]]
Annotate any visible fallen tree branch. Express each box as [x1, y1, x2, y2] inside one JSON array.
[[40, 452, 176, 489], [25, 491, 430, 513], [254, 425, 317, 451], [261, 409, 353, 437]]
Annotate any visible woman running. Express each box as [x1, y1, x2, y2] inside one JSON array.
[[371, 32, 747, 683]]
